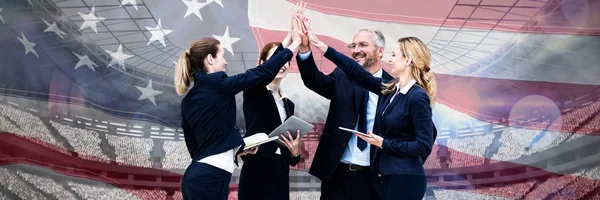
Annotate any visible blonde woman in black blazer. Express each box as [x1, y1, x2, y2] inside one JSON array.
[[303, 22, 437, 199]]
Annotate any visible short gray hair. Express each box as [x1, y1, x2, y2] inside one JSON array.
[[359, 28, 385, 48]]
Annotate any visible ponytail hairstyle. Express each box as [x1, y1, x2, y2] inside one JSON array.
[[381, 37, 437, 107], [174, 38, 221, 95]]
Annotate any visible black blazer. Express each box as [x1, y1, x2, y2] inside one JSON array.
[[238, 84, 300, 200], [296, 52, 393, 182], [180, 45, 293, 162], [242, 85, 300, 163], [323, 46, 436, 176]]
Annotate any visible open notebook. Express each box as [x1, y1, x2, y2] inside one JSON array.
[[242, 133, 279, 151]]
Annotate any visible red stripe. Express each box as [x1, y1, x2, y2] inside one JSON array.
[[252, 28, 392, 75], [3, 131, 600, 199], [0, 133, 182, 200], [253, 28, 600, 135], [423, 143, 600, 198], [436, 74, 600, 135], [285, 0, 600, 36]]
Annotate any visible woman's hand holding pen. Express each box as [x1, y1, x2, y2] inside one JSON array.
[[279, 130, 302, 157]]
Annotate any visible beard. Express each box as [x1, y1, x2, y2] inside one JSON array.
[[353, 49, 379, 68]]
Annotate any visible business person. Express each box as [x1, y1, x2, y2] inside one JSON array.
[[296, 24, 392, 199], [237, 41, 303, 200], [305, 25, 437, 200], [174, 13, 304, 200]]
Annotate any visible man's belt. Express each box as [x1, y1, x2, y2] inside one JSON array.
[[340, 162, 369, 172]]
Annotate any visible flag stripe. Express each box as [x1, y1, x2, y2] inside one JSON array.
[[252, 28, 600, 135], [250, 0, 600, 86], [3, 130, 600, 200], [283, 0, 600, 36], [436, 74, 600, 134]]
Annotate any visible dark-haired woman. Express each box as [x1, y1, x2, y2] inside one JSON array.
[[238, 41, 303, 200], [175, 12, 304, 200]]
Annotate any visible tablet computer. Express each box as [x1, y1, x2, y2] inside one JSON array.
[[338, 127, 372, 138], [268, 116, 315, 145]]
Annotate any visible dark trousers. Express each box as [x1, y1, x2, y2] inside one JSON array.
[[381, 174, 426, 200], [181, 162, 232, 200], [238, 155, 291, 200], [320, 163, 381, 200]]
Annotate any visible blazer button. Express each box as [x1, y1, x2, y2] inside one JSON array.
[[350, 122, 356, 127], [342, 143, 347, 147], [378, 173, 381, 177]]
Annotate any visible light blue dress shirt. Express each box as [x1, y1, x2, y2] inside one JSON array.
[[298, 50, 380, 166]]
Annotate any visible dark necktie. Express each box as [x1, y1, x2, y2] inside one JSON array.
[[357, 89, 369, 151]]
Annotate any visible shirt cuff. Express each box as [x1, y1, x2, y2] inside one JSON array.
[[298, 50, 312, 61]]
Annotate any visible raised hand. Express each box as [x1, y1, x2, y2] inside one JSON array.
[[286, 12, 304, 53], [299, 31, 310, 53], [300, 19, 327, 53], [298, 15, 310, 52], [282, 2, 303, 48]]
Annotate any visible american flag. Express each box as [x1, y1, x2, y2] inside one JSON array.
[[0, 0, 599, 199]]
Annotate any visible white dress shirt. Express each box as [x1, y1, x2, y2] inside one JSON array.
[[267, 85, 288, 155], [298, 50, 381, 166], [339, 68, 382, 166], [197, 148, 237, 174]]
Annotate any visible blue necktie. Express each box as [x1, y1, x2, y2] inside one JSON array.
[[357, 89, 368, 151]]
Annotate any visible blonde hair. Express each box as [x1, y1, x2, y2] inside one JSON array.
[[174, 38, 220, 95], [382, 37, 437, 107]]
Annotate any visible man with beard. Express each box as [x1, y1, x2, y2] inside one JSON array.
[[296, 29, 393, 200]]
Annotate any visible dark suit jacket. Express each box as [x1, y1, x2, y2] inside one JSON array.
[[323, 46, 437, 176], [238, 83, 301, 200], [180, 45, 293, 162], [296, 52, 393, 183]]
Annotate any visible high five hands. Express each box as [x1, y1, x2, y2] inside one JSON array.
[[282, 2, 307, 51], [284, 1, 328, 53]]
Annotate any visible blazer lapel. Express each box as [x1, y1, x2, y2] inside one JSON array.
[[382, 89, 405, 120], [381, 70, 393, 82], [283, 98, 294, 119], [353, 82, 363, 113], [371, 69, 394, 164], [262, 87, 282, 121], [376, 93, 389, 118], [265, 87, 277, 104]]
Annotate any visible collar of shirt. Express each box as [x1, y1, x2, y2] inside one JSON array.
[[395, 79, 417, 95], [373, 67, 383, 78], [266, 85, 288, 100]]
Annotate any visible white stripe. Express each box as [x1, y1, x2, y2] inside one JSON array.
[[248, 0, 600, 86], [249, 0, 441, 56], [248, 0, 513, 72], [281, 76, 600, 177]]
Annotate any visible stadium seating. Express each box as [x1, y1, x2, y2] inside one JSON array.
[[162, 140, 191, 169], [51, 121, 110, 163], [16, 170, 78, 199], [106, 135, 154, 168], [0, 168, 46, 199]]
